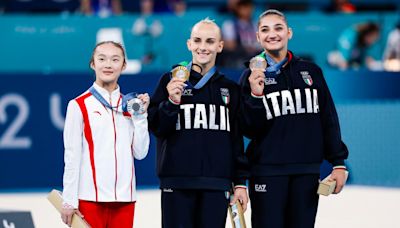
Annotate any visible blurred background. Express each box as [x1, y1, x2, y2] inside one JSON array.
[[0, 0, 399, 227]]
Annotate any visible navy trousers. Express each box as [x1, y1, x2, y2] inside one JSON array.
[[161, 189, 230, 228], [249, 174, 320, 228]]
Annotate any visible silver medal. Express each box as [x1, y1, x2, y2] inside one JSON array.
[[127, 98, 144, 115]]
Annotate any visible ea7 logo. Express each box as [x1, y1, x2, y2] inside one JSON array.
[[264, 77, 277, 85], [255, 184, 267, 192], [182, 89, 193, 96]]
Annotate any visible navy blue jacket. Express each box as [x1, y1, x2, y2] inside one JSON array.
[[240, 52, 349, 176], [148, 68, 248, 190]]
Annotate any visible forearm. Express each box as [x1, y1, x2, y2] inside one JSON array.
[[148, 100, 180, 137], [132, 113, 150, 160], [241, 95, 268, 137], [62, 101, 83, 208]]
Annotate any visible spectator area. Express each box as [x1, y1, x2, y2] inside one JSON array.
[[1, 0, 399, 13], [0, 12, 398, 73]]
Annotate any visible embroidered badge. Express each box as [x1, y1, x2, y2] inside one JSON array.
[[220, 88, 230, 105], [301, 71, 313, 86]]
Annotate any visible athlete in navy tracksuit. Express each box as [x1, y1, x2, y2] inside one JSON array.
[[240, 10, 349, 228], [148, 19, 248, 228]]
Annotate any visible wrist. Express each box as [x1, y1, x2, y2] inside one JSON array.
[[251, 91, 264, 98], [234, 185, 247, 190], [62, 202, 74, 210], [168, 96, 181, 105], [333, 165, 347, 170], [132, 112, 148, 119]]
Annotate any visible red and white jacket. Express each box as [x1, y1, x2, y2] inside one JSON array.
[[62, 83, 149, 208]]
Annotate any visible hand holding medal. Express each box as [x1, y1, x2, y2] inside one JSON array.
[[126, 93, 150, 115], [248, 56, 267, 97], [167, 65, 189, 104]]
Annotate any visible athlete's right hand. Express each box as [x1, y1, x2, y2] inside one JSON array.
[[61, 204, 83, 227], [167, 78, 186, 104], [231, 187, 249, 212], [248, 70, 265, 96]]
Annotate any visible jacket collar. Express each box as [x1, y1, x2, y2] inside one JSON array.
[[92, 82, 121, 103]]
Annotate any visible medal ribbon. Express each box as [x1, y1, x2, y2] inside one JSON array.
[[259, 52, 287, 77], [89, 86, 137, 112], [185, 61, 217, 89], [171, 61, 217, 89], [187, 62, 216, 89]]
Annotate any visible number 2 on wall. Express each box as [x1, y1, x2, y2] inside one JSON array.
[[0, 93, 32, 149]]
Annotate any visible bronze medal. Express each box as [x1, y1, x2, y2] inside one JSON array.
[[249, 56, 267, 72]]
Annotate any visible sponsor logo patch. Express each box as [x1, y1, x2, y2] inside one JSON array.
[[182, 89, 193, 96], [264, 77, 277, 85], [255, 184, 267, 192]]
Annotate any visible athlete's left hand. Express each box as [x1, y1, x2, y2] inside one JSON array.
[[137, 93, 150, 113], [231, 187, 249, 212], [329, 169, 348, 194]]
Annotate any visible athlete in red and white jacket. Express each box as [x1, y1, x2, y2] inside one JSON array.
[[63, 82, 149, 206], [61, 41, 150, 228]]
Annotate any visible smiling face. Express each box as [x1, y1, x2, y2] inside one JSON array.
[[90, 42, 126, 88], [187, 21, 224, 72], [256, 13, 292, 55]]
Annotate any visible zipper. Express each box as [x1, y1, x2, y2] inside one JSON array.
[[283, 63, 293, 90], [284, 70, 290, 90], [110, 95, 120, 201], [283, 51, 293, 90]]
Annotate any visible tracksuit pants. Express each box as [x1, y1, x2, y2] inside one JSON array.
[[78, 200, 135, 228], [161, 189, 230, 228], [249, 174, 320, 228]]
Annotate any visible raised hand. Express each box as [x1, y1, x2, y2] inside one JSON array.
[[166, 78, 186, 104], [248, 70, 265, 96], [137, 93, 150, 113]]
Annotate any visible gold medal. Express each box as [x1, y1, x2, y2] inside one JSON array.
[[249, 56, 267, 72], [171, 66, 190, 81]]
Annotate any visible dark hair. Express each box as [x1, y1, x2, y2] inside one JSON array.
[[89, 41, 127, 68], [257, 9, 288, 28], [356, 22, 380, 47], [236, 0, 253, 7]]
